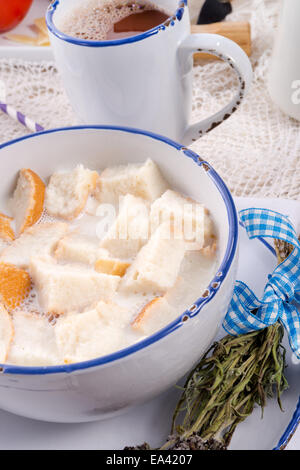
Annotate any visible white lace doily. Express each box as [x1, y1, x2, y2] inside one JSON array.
[[1, 0, 299, 200]]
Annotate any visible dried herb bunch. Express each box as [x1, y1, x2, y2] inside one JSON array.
[[126, 240, 290, 451], [162, 322, 287, 450]]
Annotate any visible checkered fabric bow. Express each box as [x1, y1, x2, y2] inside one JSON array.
[[223, 208, 300, 359]]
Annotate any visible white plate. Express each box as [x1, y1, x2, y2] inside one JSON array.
[[0, 196, 299, 450], [0, 0, 53, 61]]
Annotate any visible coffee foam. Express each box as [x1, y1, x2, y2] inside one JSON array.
[[58, 0, 169, 41]]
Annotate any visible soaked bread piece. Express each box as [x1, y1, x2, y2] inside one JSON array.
[[7, 310, 60, 366], [100, 194, 150, 259], [55, 233, 108, 265], [150, 189, 215, 249], [0, 263, 31, 311], [95, 258, 130, 277], [11, 169, 45, 236], [0, 223, 69, 269], [55, 308, 123, 364], [120, 223, 186, 294], [96, 159, 169, 204], [45, 164, 99, 220], [132, 296, 177, 336], [29, 256, 121, 315]]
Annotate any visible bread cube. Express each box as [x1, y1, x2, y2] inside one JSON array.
[[100, 194, 150, 259], [0, 223, 69, 269], [120, 223, 186, 294], [150, 190, 215, 249], [7, 310, 60, 366], [55, 233, 108, 265], [55, 309, 122, 364], [97, 159, 169, 204], [0, 303, 14, 362], [29, 256, 121, 314], [96, 300, 132, 328], [165, 250, 217, 312], [45, 164, 99, 220], [11, 168, 45, 236], [95, 258, 130, 277], [132, 297, 177, 336]]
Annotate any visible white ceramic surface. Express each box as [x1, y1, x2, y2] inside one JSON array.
[[268, 0, 300, 120], [0, 125, 238, 423], [46, 0, 252, 144], [0, 196, 298, 450]]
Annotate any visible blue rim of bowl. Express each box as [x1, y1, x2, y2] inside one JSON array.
[[0, 124, 238, 375], [46, 0, 187, 47]]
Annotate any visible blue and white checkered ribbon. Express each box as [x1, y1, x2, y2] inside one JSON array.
[[223, 208, 300, 359]]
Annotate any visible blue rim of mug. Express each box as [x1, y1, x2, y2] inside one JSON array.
[[0, 124, 238, 375], [46, 0, 187, 47]]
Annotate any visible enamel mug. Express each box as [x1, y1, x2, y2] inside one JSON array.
[[46, 0, 252, 145], [268, 0, 300, 121]]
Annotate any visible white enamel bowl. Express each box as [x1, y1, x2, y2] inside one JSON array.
[[0, 126, 238, 423]]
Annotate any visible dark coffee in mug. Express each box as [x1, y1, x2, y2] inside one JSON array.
[[58, 0, 171, 41]]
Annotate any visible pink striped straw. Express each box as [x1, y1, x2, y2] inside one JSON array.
[[0, 101, 44, 133]]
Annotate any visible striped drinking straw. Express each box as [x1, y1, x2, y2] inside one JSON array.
[[0, 101, 44, 133]]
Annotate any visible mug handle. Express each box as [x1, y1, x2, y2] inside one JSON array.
[[179, 33, 253, 145]]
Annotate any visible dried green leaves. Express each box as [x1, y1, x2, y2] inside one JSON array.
[[168, 322, 288, 449]]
